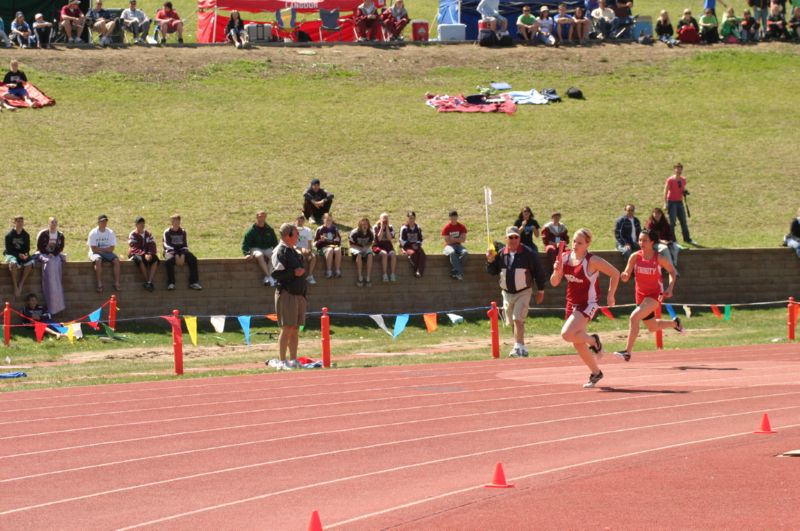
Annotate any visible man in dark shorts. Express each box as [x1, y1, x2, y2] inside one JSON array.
[[271, 223, 307, 371], [302, 179, 334, 225]]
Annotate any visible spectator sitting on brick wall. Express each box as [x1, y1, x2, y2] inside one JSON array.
[[163, 214, 201, 290], [373, 212, 398, 282], [314, 213, 342, 279], [60, 0, 87, 44], [303, 178, 334, 225], [355, 0, 382, 41], [400, 211, 426, 278], [87, 0, 119, 47], [514, 206, 540, 251], [242, 210, 279, 287], [4, 215, 35, 299], [441, 210, 468, 280], [381, 0, 410, 41], [32, 14, 54, 49], [121, 0, 151, 45], [155, 1, 184, 45], [783, 207, 800, 258], [128, 216, 159, 292], [22, 293, 63, 340], [226, 9, 249, 48], [647, 207, 679, 270], [87, 214, 121, 293], [35, 217, 66, 315], [615, 204, 642, 260], [541, 211, 568, 265], [294, 213, 317, 285], [10, 12, 34, 48], [349, 217, 374, 287]]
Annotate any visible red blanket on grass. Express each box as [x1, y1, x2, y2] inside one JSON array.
[[425, 93, 516, 115], [0, 82, 55, 108]]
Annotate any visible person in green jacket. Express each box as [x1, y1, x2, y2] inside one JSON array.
[[698, 8, 719, 42], [242, 210, 279, 286], [720, 7, 742, 41]]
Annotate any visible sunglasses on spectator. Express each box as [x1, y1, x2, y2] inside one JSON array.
[[507, 235, 520, 239]]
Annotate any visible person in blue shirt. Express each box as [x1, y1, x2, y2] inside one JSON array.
[[10, 12, 34, 48]]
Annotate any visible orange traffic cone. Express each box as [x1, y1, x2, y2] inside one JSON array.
[[308, 510, 323, 531], [484, 462, 515, 488], [754, 413, 776, 434]]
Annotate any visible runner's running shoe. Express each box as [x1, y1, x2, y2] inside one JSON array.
[[583, 371, 604, 388]]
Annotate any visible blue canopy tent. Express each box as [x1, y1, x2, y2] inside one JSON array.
[[439, 0, 584, 40]]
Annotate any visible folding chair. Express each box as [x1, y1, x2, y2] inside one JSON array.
[[319, 8, 344, 41]]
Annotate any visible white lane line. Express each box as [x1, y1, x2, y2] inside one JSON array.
[[325, 422, 800, 528], [4, 395, 800, 518], [6, 384, 796, 484], [114, 407, 800, 530], [2, 360, 796, 460], [2, 359, 797, 443]]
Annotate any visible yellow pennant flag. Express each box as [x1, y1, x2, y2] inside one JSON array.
[[184, 315, 198, 347], [66, 322, 74, 344]]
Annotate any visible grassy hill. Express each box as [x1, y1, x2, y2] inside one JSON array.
[[2, 44, 798, 257]]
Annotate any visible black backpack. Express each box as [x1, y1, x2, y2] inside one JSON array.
[[478, 29, 498, 46], [497, 33, 513, 46]]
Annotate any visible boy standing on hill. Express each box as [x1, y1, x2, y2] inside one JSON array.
[[664, 162, 694, 244]]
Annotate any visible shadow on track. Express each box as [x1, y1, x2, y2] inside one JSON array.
[[600, 387, 690, 394]]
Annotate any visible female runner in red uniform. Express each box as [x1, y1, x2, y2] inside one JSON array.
[[551, 228, 621, 388], [614, 229, 684, 362]]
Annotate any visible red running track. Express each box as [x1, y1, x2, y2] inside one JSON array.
[[0, 343, 799, 530]]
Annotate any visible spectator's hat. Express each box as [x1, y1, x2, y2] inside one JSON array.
[[539, 5, 549, 12], [97, 214, 109, 222], [135, 216, 145, 224], [505, 226, 521, 237], [69, 0, 81, 4], [34, 13, 44, 19], [15, 11, 24, 17], [310, 178, 321, 186]]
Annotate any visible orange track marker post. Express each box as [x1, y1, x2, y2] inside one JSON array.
[[109, 295, 118, 331], [3, 302, 9, 346], [488, 301, 500, 359], [308, 510, 323, 531], [172, 309, 184, 376], [484, 462, 515, 488], [788, 297, 796, 341], [321, 307, 331, 368], [754, 413, 776, 434]]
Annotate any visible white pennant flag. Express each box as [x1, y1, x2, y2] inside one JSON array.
[[484, 186, 493, 206], [682, 305, 692, 318], [210, 315, 226, 334], [369, 314, 393, 336], [446, 313, 464, 324], [71, 322, 83, 339]]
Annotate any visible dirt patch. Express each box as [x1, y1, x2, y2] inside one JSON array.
[[15, 42, 798, 82]]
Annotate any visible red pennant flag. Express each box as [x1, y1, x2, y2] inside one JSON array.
[[265, 314, 278, 322], [34, 321, 47, 343], [161, 315, 183, 348], [600, 307, 615, 320], [710, 305, 723, 319]]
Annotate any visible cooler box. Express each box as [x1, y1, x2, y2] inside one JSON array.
[[438, 23, 466, 41], [245, 23, 273, 42], [412, 20, 429, 41], [632, 16, 652, 38], [478, 20, 490, 31]]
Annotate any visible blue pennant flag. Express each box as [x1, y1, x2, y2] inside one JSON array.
[[88, 308, 102, 330], [238, 315, 251, 346], [664, 304, 677, 319], [53, 324, 69, 334], [393, 314, 410, 339]]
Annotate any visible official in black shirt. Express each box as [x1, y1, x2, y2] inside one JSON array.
[[271, 223, 308, 370]]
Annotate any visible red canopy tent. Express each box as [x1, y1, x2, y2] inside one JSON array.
[[197, 0, 384, 42]]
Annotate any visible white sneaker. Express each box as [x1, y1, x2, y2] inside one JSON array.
[[287, 359, 301, 368], [277, 360, 292, 371], [325, 270, 333, 279], [263, 275, 271, 286], [509, 346, 523, 358], [389, 273, 397, 282], [167, 283, 175, 290], [307, 275, 317, 285], [519, 345, 529, 357], [382, 274, 389, 282], [189, 283, 203, 290]]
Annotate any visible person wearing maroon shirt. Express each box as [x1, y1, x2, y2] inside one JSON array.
[[441, 210, 468, 280], [400, 211, 426, 278], [541, 211, 568, 266], [663, 162, 693, 244], [314, 213, 342, 279], [155, 1, 184, 45], [162, 214, 201, 290], [60, 0, 86, 44], [373, 212, 398, 282], [128, 216, 159, 292], [355, 0, 382, 41]]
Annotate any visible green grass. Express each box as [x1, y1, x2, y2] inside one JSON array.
[[5, 47, 798, 258], [0, 305, 793, 391]]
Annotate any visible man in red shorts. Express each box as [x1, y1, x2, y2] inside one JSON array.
[[155, 1, 183, 45]]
